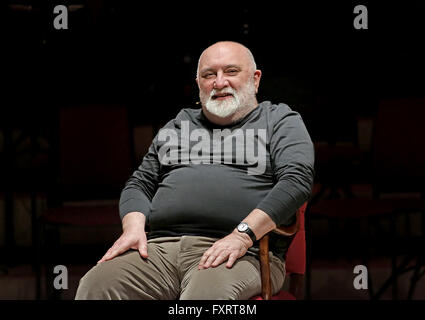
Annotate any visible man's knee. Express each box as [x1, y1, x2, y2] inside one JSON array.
[[179, 261, 261, 300], [75, 261, 123, 299], [75, 250, 176, 300]]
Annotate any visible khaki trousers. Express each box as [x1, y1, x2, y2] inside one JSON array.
[[75, 236, 286, 300]]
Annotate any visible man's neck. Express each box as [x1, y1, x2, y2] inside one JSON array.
[[202, 101, 259, 126]]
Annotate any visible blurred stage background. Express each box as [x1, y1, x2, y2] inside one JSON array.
[[1, 1, 425, 299]]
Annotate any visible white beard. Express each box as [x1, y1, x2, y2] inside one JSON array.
[[200, 79, 256, 118]]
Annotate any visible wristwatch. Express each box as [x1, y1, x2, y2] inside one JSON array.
[[237, 222, 256, 242]]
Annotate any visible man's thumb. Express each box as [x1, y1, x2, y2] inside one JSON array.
[[138, 242, 148, 258]]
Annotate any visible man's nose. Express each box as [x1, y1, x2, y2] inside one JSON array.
[[214, 72, 229, 89]]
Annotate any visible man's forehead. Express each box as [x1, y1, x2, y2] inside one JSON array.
[[199, 42, 250, 69]]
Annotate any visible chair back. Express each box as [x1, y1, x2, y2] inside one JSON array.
[[285, 202, 307, 275]]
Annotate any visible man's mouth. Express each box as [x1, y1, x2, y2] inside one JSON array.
[[212, 93, 234, 100]]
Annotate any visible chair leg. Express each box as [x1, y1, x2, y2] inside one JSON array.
[[259, 235, 272, 300], [408, 209, 425, 299], [407, 254, 425, 299], [371, 255, 413, 300]]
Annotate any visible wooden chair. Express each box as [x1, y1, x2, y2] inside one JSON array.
[[254, 203, 307, 300]]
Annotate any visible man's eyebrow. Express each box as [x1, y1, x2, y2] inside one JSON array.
[[223, 64, 242, 70], [200, 67, 215, 74], [200, 65, 242, 75]]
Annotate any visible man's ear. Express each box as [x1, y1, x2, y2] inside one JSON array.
[[253, 70, 262, 94]]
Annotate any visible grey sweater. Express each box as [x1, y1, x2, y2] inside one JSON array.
[[119, 101, 314, 260]]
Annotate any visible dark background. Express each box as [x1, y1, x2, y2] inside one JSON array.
[[1, 0, 425, 300], [4, 1, 425, 131]]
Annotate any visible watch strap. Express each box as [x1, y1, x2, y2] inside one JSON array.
[[245, 227, 256, 242]]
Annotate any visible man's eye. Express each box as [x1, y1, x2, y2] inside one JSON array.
[[203, 73, 215, 78], [226, 69, 238, 74]]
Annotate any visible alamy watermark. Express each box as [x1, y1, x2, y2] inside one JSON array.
[[53, 5, 68, 30], [157, 121, 267, 175], [52, 4, 369, 32], [53, 265, 68, 290], [353, 264, 368, 290], [353, 5, 368, 30]]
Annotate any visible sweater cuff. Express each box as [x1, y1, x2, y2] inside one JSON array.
[[119, 189, 151, 220]]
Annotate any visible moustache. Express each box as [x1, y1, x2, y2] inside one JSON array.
[[209, 88, 237, 100]]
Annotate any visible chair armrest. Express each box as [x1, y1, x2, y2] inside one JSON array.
[[259, 208, 302, 299], [272, 209, 301, 237]]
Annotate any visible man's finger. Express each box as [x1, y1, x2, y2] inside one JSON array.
[[97, 246, 114, 264], [198, 255, 208, 269], [97, 242, 126, 264], [198, 247, 215, 269], [203, 253, 218, 269], [211, 251, 230, 267], [199, 251, 216, 269], [226, 252, 239, 268]]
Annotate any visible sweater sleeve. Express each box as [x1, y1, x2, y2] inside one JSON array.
[[118, 109, 193, 221], [256, 108, 314, 226], [119, 135, 161, 220]]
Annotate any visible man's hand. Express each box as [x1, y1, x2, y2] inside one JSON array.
[[198, 230, 253, 270], [97, 212, 148, 264]]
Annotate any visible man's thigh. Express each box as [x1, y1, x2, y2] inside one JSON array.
[[75, 238, 181, 300], [179, 253, 286, 300]]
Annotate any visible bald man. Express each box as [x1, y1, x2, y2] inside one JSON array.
[[75, 41, 314, 300]]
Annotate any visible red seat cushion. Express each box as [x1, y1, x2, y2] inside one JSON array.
[[285, 203, 307, 275], [250, 290, 296, 300], [285, 231, 306, 275]]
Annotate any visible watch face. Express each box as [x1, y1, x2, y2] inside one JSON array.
[[238, 222, 249, 232]]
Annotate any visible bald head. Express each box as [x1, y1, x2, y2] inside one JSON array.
[[195, 41, 262, 125], [196, 41, 257, 79]]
